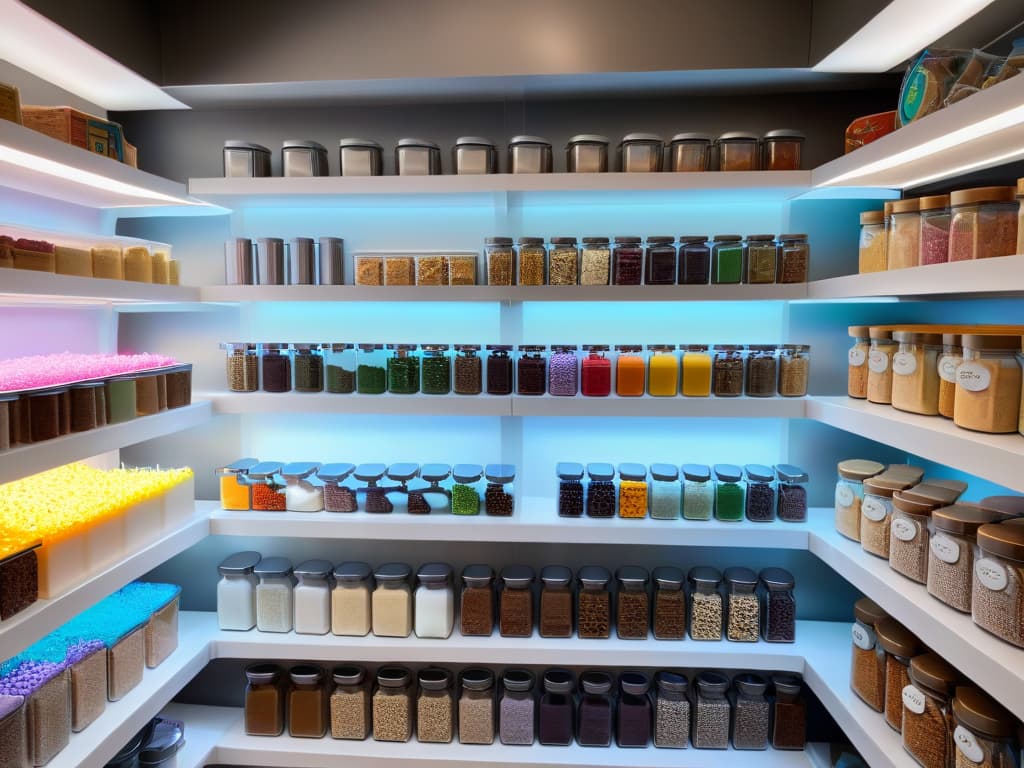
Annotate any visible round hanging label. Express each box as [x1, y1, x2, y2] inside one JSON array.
[[892, 517, 918, 542], [902, 684, 927, 715], [868, 350, 890, 373], [849, 347, 867, 367], [861, 496, 890, 522], [975, 557, 1008, 591], [938, 356, 962, 383], [956, 362, 991, 392], [930, 533, 961, 564], [836, 484, 855, 508], [954, 725, 985, 763], [851, 622, 875, 650], [892, 351, 917, 376]]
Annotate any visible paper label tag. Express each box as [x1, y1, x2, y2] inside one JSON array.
[[836, 484, 855, 508], [892, 517, 918, 542], [868, 350, 890, 373], [903, 685, 926, 715], [849, 348, 867, 367], [892, 351, 917, 376], [957, 362, 991, 392], [976, 557, 1008, 591], [851, 622, 875, 650], [938, 355, 962, 383], [930, 533, 961, 564], [954, 725, 985, 763], [861, 496, 890, 522]]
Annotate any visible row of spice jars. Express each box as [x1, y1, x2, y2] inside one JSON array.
[[0, 235, 179, 283], [222, 342, 811, 398], [557, 462, 809, 523], [244, 662, 807, 751], [850, 597, 1021, 767], [217, 460, 514, 516], [847, 325, 1024, 435], [0, 364, 193, 453], [858, 182, 1024, 273]]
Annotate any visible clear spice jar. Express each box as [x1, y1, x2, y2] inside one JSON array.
[[651, 566, 686, 640], [549, 344, 579, 396], [578, 671, 613, 747], [453, 344, 482, 395], [744, 464, 776, 521], [372, 562, 412, 637], [744, 235, 777, 284], [778, 344, 809, 396], [835, 458, 886, 541], [356, 343, 386, 394], [260, 343, 291, 393], [711, 235, 743, 284], [973, 521, 1024, 647], [867, 328, 898, 404], [372, 666, 413, 742], [644, 236, 676, 284], [460, 564, 494, 636], [647, 344, 678, 396], [534, 670, 574, 747], [578, 565, 612, 639], [415, 562, 454, 639], [775, 464, 808, 522], [254, 557, 293, 633], [281, 461, 324, 512], [245, 664, 285, 736], [454, 136, 497, 175], [903, 653, 957, 768], [848, 325, 871, 398], [653, 671, 690, 748], [548, 237, 579, 285], [556, 461, 585, 517], [330, 665, 370, 740], [669, 132, 711, 172], [724, 566, 760, 642], [499, 565, 534, 637], [731, 673, 770, 750], [386, 343, 419, 394], [619, 132, 664, 172], [486, 344, 514, 395], [580, 237, 612, 285], [323, 343, 356, 394], [516, 344, 547, 395], [293, 559, 332, 635], [888, 198, 921, 269], [617, 463, 648, 519], [448, 253, 478, 285], [850, 597, 889, 712], [247, 461, 285, 511], [949, 186, 1018, 261], [778, 234, 810, 283], [218, 458, 257, 511], [353, 254, 384, 286], [955, 334, 1023, 434], [712, 344, 745, 396], [714, 463, 745, 522], [459, 668, 495, 745], [612, 236, 643, 285], [692, 671, 731, 749], [745, 345, 777, 397], [331, 561, 371, 636], [566, 134, 609, 173], [760, 567, 796, 642], [615, 344, 645, 396], [678, 236, 711, 284], [716, 131, 759, 171], [354, 463, 393, 513], [508, 135, 553, 174], [771, 675, 806, 750], [420, 344, 451, 395], [937, 333, 962, 419], [484, 463, 515, 516], [617, 672, 652, 748], [683, 463, 714, 520], [451, 463, 484, 515], [585, 462, 616, 518], [859, 210, 887, 273], [539, 564, 573, 638], [918, 194, 951, 265], [217, 550, 260, 631], [859, 471, 918, 558], [689, 566, 724, 640], [762, 129, 804, 170], [616, 565, 650, 639], [223, 342, 258, 392], [288, 665, 329, 738], [876, 618, 920, 733], [682, 344, 713, 396], [517, 237, 546, 285], [581, 344, 611, 396], [928, 504, 1004, 613], [952, 686, 1017, 768], [484, 237, 514, 285], [891, 331, 942, 415], [648, 463, 680, 520], [499, 669, 535, 745], [396, 138, 440, 175], [319, 463, 357, 513], [416, 668, 453, 744]]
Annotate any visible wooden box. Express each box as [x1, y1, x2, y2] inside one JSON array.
[[0, 82, 22, 125], [21, 105, 126, 162]]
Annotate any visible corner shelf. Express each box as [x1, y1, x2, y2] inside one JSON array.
[[806, 255, 1024, 299]]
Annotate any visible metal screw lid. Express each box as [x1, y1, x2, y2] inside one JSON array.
[[461, 564, 494, 587], [224, 140, 270, 152], [509, 135, 550, 145], [620, 671, 651, 696], [671, 132, 713, 142], [218, 551, 261, 575], [646, 236, 675, 245], [621, 132, 664, 143], [763, 129, 806, 140], [245, 663, 282, 685], [716, 130, 759, 141], [581, 671, 613, 695], [333, 561, 372, 583], [282, 139, 326, 151], [518, 237, 545, 246], [500, 564, 535, 589], [417, 668, 451, 691], [289, 664, 325, 686], [332, 665, 366, 686], [656, 670, 688, 694], [460, 667, 494, 691], [541, 565, 573, 588], [485, 237, 514, 246], [543, 669, 575, 694]]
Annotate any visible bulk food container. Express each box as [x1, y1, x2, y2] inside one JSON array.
[[259, 344, 291, 393], [648, 464, 680, 520], [395, 138, 441, 175], [458, 668, 495, 744], [581, 344, 611, 396], [255, 557, 294, 633], [848, 325, 871, 398], [217, 550, 260, 631], [903, 654, 957, 768], [937, 333, 962, 418], [245, 664, 285, 736], [556, 461, 585, 517], [652, 566, 686, 640], [566, 134, 609, 173], [453, 344, 482, 394], [682, 463, 714, 520], [724, 566, 760, 642], [498, 565, 535, 637], [548, 237, 579, 285], [716, 131, 759, 171], [778, 234, 810, 283], [451, 463, 484, 516], [744, 235, 777, 284], [247, 461, 286, 511], [887, 198, 921, 270], [645, 236, 676, 284], [859, 210, 887, 273], [453, 137, 497, 174], [714, 464, 744, 522], [508, 135, 552, 174], [731, 673, 770, 750], [517, 237, 546, 285], [876, 617, 920, 733], [859, 467, 923, 558], [256, 237, 286, 285], [330, 665, 370, 740], [952, 686, 1017, 767], [287, 666, 329, 739], [331, 562, 372, 637], [353, 254, 384, 286], [617, 672, 652, 747], [353, 463, 392, 513], [761, 129, 804, 170], [577, 670, 613, 746], [484, 463, 515, 516], [538, 564, 573, 638], [954, 334, 1023, 434], [485, 344, 513, 394], [144, 585, 181, 667], [927, 503, 1004, 613], [678, 236, 711, 284], [324, 344, 356, 393], [0, 541, 39, 619], [577, 566, 611, 639], [356, 344, 386, 394], [0, 695, 29, 768], [338, 138, 382, 176], [775, 464, 809, 522], [711, 235, 743, 284], [484, 237, 514, 285], [282, 140, 328, 177], [538, 670, 575, 746], [460, 564, 495, 637], [973, 521, 1024, 647], [54, 245, 89, 277], [517, 345, 547, 395], [615, 565, 650, 639], [585, 462, 616, 517], [499, 669, 536, 746], [293, 560, 332, 636], [619, 133, 664, 172], [372, 667, 413, 742], [949, 186, 1017, 261], [414, 562, 454, 639], [689, 566, 724, 640], [890, 481, 967, 584], [580, 237, 611, 285], [745, 345, 777, 397], [744, 464, 776, 521], [612, 236, 643, 285], [850, 597, 888, 711], [771, 675, 806, 749], [867, 327, 898, 404], [617, 463, 648, 518], [760, 567, 796, 642], [386, 344, 419, 394], [890, 331, 942, 415], [421, 344, 451, 394], [415, 253, 448, 285], [669, 133, 712, 172], [372, 563, 412, 637], [692, 671, 731, 748], [918, 194, 951, 265], [223, 141, 270, 177], [416, 668, 453, 743]]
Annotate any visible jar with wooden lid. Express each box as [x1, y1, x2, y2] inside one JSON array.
[[678, 235, 711, 284], [612, 236, 643, 285], [952, 686, 1017, 767], [850, 597, 888, 711], [245, 664, 286, 736], [954, 334, 1023, 434], [891, 331, 943, 415], [887, 198, 921, 270], [288, 665, 329, 738], [848, 325, 871, 398], [486, 344, 513, 394], [577, 565, 611, 639], [890, 482, 967, 584], [644, 236, 676, 284], [539, 564, 573, 638], [937, 333, 962, 418], [859, 210, 887, 273], [903, 653, 957, 768], [876, 618, 920, 733], [928, 504, 1005, 613], [949, 186, 1017, 261], [918, 194, 951, 265], [743, 235, 777, 284], [859, 468, 923, 559], [973, 521, 1024, 647], [867, 328, 898, 404], [835, 459, 885, 541]]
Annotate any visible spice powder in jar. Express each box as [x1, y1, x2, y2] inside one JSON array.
[[859, 210, 887, 273], [835, 459, 886, 542], [948, 186, 1018, 261], [890, 331, 942, 416], [927, 504, 1004, 614], [499, 565, 535, 637], [850, 597, 888, 712], [876, 618, 920, 733], [867, 328, 898, 404], [887, 198, 921, 269], [859, 471, 919, 559], [848, 325, 871, 398], [937, 333, 963, 419], [577, 566, 611, 639], [539, 565, 573, 638], [954, 335, 1023, 434], [903, 653, 957, 768]]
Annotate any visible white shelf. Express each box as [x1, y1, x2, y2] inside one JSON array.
[[0, 401, 212, 485], [158, 704, 238, 768], [807, 255, 1024, 299], [513, 395, 807, 418], [0, 511, 209, 662], [806, 396, 1024, 494], [0, 269, 200, 304]]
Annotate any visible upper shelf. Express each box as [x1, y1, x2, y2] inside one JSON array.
[[0, 269, 200, 304]]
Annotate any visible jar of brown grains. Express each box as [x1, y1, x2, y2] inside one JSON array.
[[973, 521, 1024, 648], [867, 328, 898, 404], [498, 565, 535, 637], [936, 333, 963, 419], [539, 565, 573, 638], [876, 618, 920, 733], [859, 467, 923, 559], [615, 566, 650, 640], [329, 665, 370, 740], [927, 503, 1005, 614], [951, 685, 1017, 768], [902, 653, 957, 768], [577, 565, 612, 639], [688, 566, 723, 641], [850, 597, 888, 712], [459, 564, 494, 637], [651, 566, 686, 640], [891, 481, 967, 584]]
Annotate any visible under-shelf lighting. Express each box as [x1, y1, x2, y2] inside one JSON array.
[[813, 0, 998, 73]]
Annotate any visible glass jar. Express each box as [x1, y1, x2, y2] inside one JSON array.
[[339, 138, 382, 177], [724, 566, 760, 642], [648, 463, 680, 520], [617, 672, 652, 748], [330, 666, 370, 740], [539, 564, 573, 638], [585, 462, 616, 518], [616, 565, 650, 639], [549, 344, 579, 396], [903, 653, 957, 768], [318, 463, 357, 513], [356, 344, 386, 394], [760, 567, 796, 642], [508, 135, 553, 174], [372, 562, 412, 637], [611, 236, 643, 285], [955, 334, 1023, 434], [556, 461, 585, 517], [460, 564, 494, 636], [453, 344, 482, 395], [548, 237, 579, 285], [245, 664, 285, 736], [386, 343, 419, 394], [973, 522, 1024, 647], [580, 344, 611, 396], [689, 566, 723, 641], [678, 236, 711, 284], [775, 464, 808, 522], [577, 565, 612, 639], [452, 463, 484, 516], [876, 618, 920, 733], [281, 461, 324, 512], [778, 344, 809, 396], [937, 333, 962, 419], [683, 463, 714, 520], [217, 550, 260, 631], [835, 458, 886, 541], [499, 565, 534, 637], [372, 666, 413, 742], [952, 686, 1017, 768], [486, 344, 513, 394], [484, 237, 514, 285], [538, 670, 575, 746], [848, 325, 871, 398], [888, 197, 921, 269], [418, 343, 450, 395], [105, 378, 133, 425], [744, 235, 777, 284], [459, 668, 495, 745], [484, 463, 515, 516], [652, 566, 686, 640], [223, 343, 258, 392], [353, 254, 383, 285], [499, 669, 535, 745], [416, 668, 453, 744], [716, 131, 759, 171], [859, 471, 918, 558], [653, 671, 689, 748], [711, 235, 743, 283], [617, 463, 648, 519], [771, 675, 806, 750], [762, 129, 804, 170], [891, 331, 942, 415], [580, 237, 612, 285], [449, 253, 479, 285], [850, 597, 889, 711], [644, 236, 676, 284], [867, 328, 898, 404], [332, 561, 372, 636], [892, 482, 967, 583], [354, 463, 393, 513], [218, 458, 257, 511], [692, 671, 731, 749], [614, 345, 645, 396], [744, 464, 776, 521], [918, 194, 951, 265], [778, 234, 810, 283], [293, 559, 332, 635], [288, 665, 328, 738], [259, 343, 291, 393], [516, 345, 547, 395], [578, 671, 613, 747], [255, 557, 293, 633], [566, 134, 609, 173], [323, 344, 356, 394], [291, 344, 323, 392], [713, 463, 744, 522], [859, 210, 887, 273], [517, 237, 546, 285], [619, 132, 664, 172], [415, 562, 454, 639], [415, 253, 448, 285], [745, 345, 777, 397], [646, 344, 678, 396], [410, 463, 449, 514], [731, 673, 769, 750], [928, 504, 1003, 613], [949, 186, 1018, 260], [712, 345, 745, 396], [681, 344, 712, 396], [247, 461, 286, 511], [669, 132, 711, 171], [454, 136, 497, 175]]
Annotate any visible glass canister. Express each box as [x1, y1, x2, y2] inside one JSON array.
[[396, 138, 440, 175], [771, 675, 806, 750], [567, 134, 609, 173], [239, 462, 284, 509], [414, 463, 451, 514], [386, 343, 419, 394], [372, 666, 413, 742], [689, 566, 723, 641], [682, 344, 713, 396], [499, 669, 536, 745], [324, 344, 356, 394], [332, 561, 372, 636], [453, 344, 482, 395], [548, 344, 579, 396], [745, 345, 777, 397], [760, 567, 796, 642], [891, 482, 967, 583], [611, 236, 643, 285], [778, 344, 809, 396], [539, 564, 573, 638], [744, 235, 777, 284], [714, 463, 744, 521], [712, 344, 745, 396], [973, 522, 1024, 647], [648, 463, 680, 520], [578, 565, 612, 639], [903, 653, 957, 768], [448, 253, 478, 285], [692, 671, 731, 749], [557, 461, 585, 517], [952, 686, 1017, 768], [354, 463, 393, 513], [711, 235, 743, 284], [460, 564, 495, 636], [385, 254, 415, 288], [724, 566, 760, 642], [859, 470, 920, 558], [517, 237, 546, 285], [652, 566, 686, 640], [615, 344, 645, 396], [217, 550, 260, 631], [619, 132, 664, 172], [548, 237, 579, 285], [835, 458, 886, 541], [421, 344, 451, 395], [486, 344, 514, 394], [218, 458, 258, 511], [891, 331, 942, 415], [678, 236, 711, 284], [415, 562, 454, 639], [578, 671, 614, 747], [415, 253, 448, 285], [716, 131, 760, 171], [669, 132, 711, 172], [255, 557, 294, 633], [850, 597, 889, 712], [454, 136, 497, 175], [775, 464, 808, 522], [616, 565, 650, 639], [508, 135, 553, 174], [617, 463, 648, 519], [484, 237, 514, 285], [260, 343, 291, 393], [499, 565, 535, 637], [353, 254, 384, 286], [918, 194, 951, 265], [928, 504, 1003, 613], [245, 664, 285, 736], [585, 462, 616, 518], [356, 344, 386, 394], [954, 334, 1023, 434], [292, 344, 324, 392], [876, 618, 920, 733], [372, 562, 412, 637], [731, 673, 770, 750], [538, 669, 575, 746], [778, 234, 810, 283], [617, 672, 653, 748], [581, 344, 611, 396], [949, 186, 1018, 260], [319, 463, 357, 513], [683, 463, 714, 520], [484, 463, 515, 516], [848, 325, 871, 398], [223, 343, 258, 392], [330, 666, 370, 740], [888, 198, 921, 269], [645, 236, 676, 284], [451, 463, 484, 516], [868, 328, 898, 404], [516, 344, 547, 395], [293, 559, 332, 635], [281, 461, 324, 512], [288, 665, 329, 738], [653, 672, 689, 748], [580, 237, 612, 285], [647, 344, 679, 396], [937, 333, 962, 419], [859, 210, 888, 273], [744, 464, 776, 521], [762, 129, 804, 170], [416, 668, 454, 744]]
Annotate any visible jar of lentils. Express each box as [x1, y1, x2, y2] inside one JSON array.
[[485, 344, 513, 395], [692, 671, 731, 748], [689, 566, 723, 641], [902, 653, 957, 768], [952, 686, 1017, 768], [876, 618, 920, 733], [928, 503, 1004, 613], [416, 668, 453, 744], [724, 566, 760, 642], [548, 237, 579, 285], [453, 344, 482, 394], [850, 597, 888, 712]]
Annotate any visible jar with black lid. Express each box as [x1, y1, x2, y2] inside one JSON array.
[[644, 236, 676, 284], [612, 236, 643, 285], [678, 236, 710, 284], [485, 344, 513, 394]]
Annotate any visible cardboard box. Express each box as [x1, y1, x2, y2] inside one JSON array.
[[0, 82, 22, 125], [21, 105, 126, 162]]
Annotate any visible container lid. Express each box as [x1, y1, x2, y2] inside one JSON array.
[[71, 380, 106, 390], [618, 462, 647, 481], [932, 504, 1005, 536], [716, 131, 759, 141], [688, 565, 722, 587], [848, 325, 873, 338], [774, 464, 808, 483], [254, 556, 292, 577], [587, 462, 615, 481], [652, 566, 685, 589], [779, 234, 808, 241], [461, 563, 494, 587], [620, 671, 650, 695], [568, 134, 609, 145], [485, 237, 514, 246], [578, 565, 611, 587], [354, 462, 387, 481], [543, 669, 574, 693], [918, 194, 950, 212], [581, 671, 612, 695], [421, 344, 449, 353], [455, 136, 495, 147], [679, 235, 709, 243], [248, 461, 283, 479], [876, 617, 920, 658], [909, 653, 957, 695], [649, 463, 679, 482], [884, 201, 894, 216], [620, 132, 663, 144], [550, 237, 578, 245], [245, 663, 282, 684], [655, 671, 688, 693], [317, 462, 356, 483], [759, 567, 795, 590], [33, 385, 71, 394], [485, 463, 516, 483], [358, 343, 383, 350], [901, 481, 967, 506], [556, 462, 585, 481], [582, 343, 610, 352], [509, 135, 550, 146], [893, 331, 943, 345], [332, 665, 365, 685], [218, 458, 259, 475], [218, 551, 261, 575], [581, 237, 609, 245], [953, 686, 1014, 738], [386, 462, 420, 482], [615, 344, 643, 352], [979, 495, 1024, 517], [281, 461, 321, 480], [696, 671, 730, 695], [106, 721, 153, 768], [837, 459, 885, 481], [339, 138, 382, 149], [868, 327, 894, 341], [374, 562, 411, 582], [892, 491, 939, 515], [455, 344, 481, 352], [461, 667, 494, 691], [377, 666, 411, 688], [417, 562, 452, 585], [670, 132, 712, 143], [282, 139, 326, 151], [417, 668, 451, 691], [746, 234, 775, 242], [860, 210, 884, 225], [712, 234, 742, 241], [503, 669, 534, 692], [289, 664, 324, 685], [420, 463, 452, 482], [734, 673, 768, 697], [0, 393, 20, 402], [616, 565, 649, 588], [682, 463, 712, 482], [224, 140, 270, 152], [518, 344, 547, 352], [961, 333, 1023, 351], [646, 236, 674, 245], [397, 137, 439, 150], [333, 561, 372, 583], [863, 475, 913, 497], [614, 236, 642, 244], [294, 559, 332, 578], [138, 717, 185, 766], [647, 343, 676, 351], [978, 522, 1024, 562], [723, 566, 758, 588], [763, 129, 806, 140], [941, 333, 962, 347], [518, 237, 544, 246], [744, 463, 775, 482], [853, 597, 888, 626], [453, 463, 484, 483], [541, 564, 573, 587], [950, 186, 1016, 206], [714, 463, 742, 482], [890, 198, 921, 213], [501, 564, 535, 588]]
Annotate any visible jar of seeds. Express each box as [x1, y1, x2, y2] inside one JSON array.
[[517, 237, 546, 285], [486, 344, 513, 394], [611, 236, 643, 285], [585, 462, 616, 518], [692, 671, 731, 749], [689, 566, 723, 641], [973, 521, 1024, 647], [420, 344, 451, 395], [372, 666, 413, 742], [460, 564, 494, 636], [616, 566, 650, 639], [292, 344, 324, 392], [714, 464, 745, 522], [223, 343, 258, 392], [891, 482, 967, 584], [683, 464, 714, 520], [453, 344, 482, 394], [499, 669, 535, 745], [324, 344, 356, 394], [578, 671, 613, 747], [654, 671, 690, 748], [760, 567, 796, 642], [775, 464, 809, 522], [903, 653, 957, 768], [356, 344, 386, 394], [876, 618, 920, 733], [652, 566, 686, 639], [744, 464, 776, 521], [648, 463, 680, 519], [577, 565, 612, 639], [617, 672, 652, 747], [835, 459, 886, 542], [859, 470, 920, 558], [745, 345, 778, 396], [928, 504, 1004, 613], [952, 686, 1017, 768], [778, 344, 810, 396], [484, 463, 515, 516], [557, 461, 585, 517], [548, 237, 579, 285], [539, 565, 573, 638], [850, 597, 888, 712], [617, 463, 648, 518], [516, 345, 547, 395], [712, 345, 745, 396], [581, 237, 612, 285], [416, 668, 453, 744], [724, 567, 760, 642], [499, 565, 534, 637], [848, 325, 871, 398], [386, 344, 419, 394], [744, 235, 777, 283], [451, 463, 484, 516], [731, 673, 770, 750], [771, 675, 806, 750], [485, 237, 514, 285]]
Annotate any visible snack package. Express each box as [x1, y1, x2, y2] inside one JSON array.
[[845, 111, 897, 153], [945, 49, 1002, 106], [897, 48, 971, 126]]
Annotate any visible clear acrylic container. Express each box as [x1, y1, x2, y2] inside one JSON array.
[[384, 254, 416, 286], [835, 458, 886, 541], [682, 464, 714, 520], [928, 504, 1002, 614], [682, 344, 713, 396], [954, 334, 1023, 434], [919, 194, 951, 265], [293, 559, 332, 635], [689, 566, 723, 641], [949, 186, 1017, 261], [891, 331, 942, 416], [499, 565, 534, 638], [330, 665, 370, 740], [255, 557, 294, 633], [951, 686, 1018, 767], [324, 344, 356, 394], [652, 566, 686, 640], [586, 462, 616, 518], [486, 344, 514, 395], [619, 133, 664, 172], [714, 463, 744, 521], [654, 672, 690, 748], [448, 253, 478, 285], [372, 563, 412, 638], [577, 566, 612, 639], [539, 565, 573, 638], [581, 344, 611, 396], [516, 345, 547, 395], [548, 237, 579, 285], [937, 333, 962, 419], [484, 463, 515, 516], [649, 463, 680, 520], [761, 129, 804, 171], [617, 672, 652, 747], [848, 325, 871, 398], [716, 131, 759, 171], [669, 132, 711, 172], [867, 328, 898, 404], [973, 522, 1024, 647], [356, 344, 386, 394], [517, 237, 546, 285], [499, 669, 536, 745], [616, 566, 650, 639], [557, 461, 585, 518], [247, 461, 286, 511], [484, 237, 514, 286], [218, 458, 258, 511], [775, 464, 808, 522], [460, 564, 494, 637], [903, 654, 957, 768], [548, 344, 579, 396], [415, 254, 448, 286], [887, 198, 921, 270], [421, 344, 451, 395], [331, 561, 371, 636], [876, 618, 919, 733], [281, 461, 324, 512], [372, 667, 413, 742], [451, 463, 484, 516], [292, 344, 324, 392], [745, 344, 778, 397], [414, 563, 454, 639], [354, 463, 393, 513], [386, 344, 419, 394], [353, 254, 384, 286], [578, 671, 613, 747], [859, 210, 887, 273], [612, 236, 643, 285], [454, 344, 482, 395], [319, 463, 357, 513], [580, 237, 611, 285]]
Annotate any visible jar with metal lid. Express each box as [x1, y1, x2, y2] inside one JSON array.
[[745, 345, 777, 397], [888, 198, 921, 269], [724, 567, 759, 642], [952, 686, 1017, 767], [580, 236, 611, 285], [578, 565, 612, 638], [509, 135, 552, 173], [713, 464, 744, 522], [451, 463, 484, 515], [651, 566, 686, 639], [330, 665, 370, 740], [499, 669, 535, 745], [619, 133, 664, 172], [372, 666, 413, 742], [484, 463, 515, 516], [567, 134, 609, 173], [644, 236, 676, 284], [771, 675, 806, 749], [260, 343, 291, 393], [539, 564, 573, 638], [486, 344, 513, 394], [859, 210, 887, 273], [903, 653, 957, 768], [692, 671, 731, 748], [499, 565, 534, 637], [415, 253, 448, 285], [689, 566, 723, 640], [760, 567, 796, 642], [835, 458, 885, 541], [247, 461, 285, 511], [949, 186, 1018, 260], [778, 344, 809, 396], [281, 461, 324, 512], [460, 564, 494, 636], [414, 562, 454, 639], [386, 343, 419, 394], [331, 561, 371, 636], [548, 236, 579, 285], [648, 463, 680, 520], [929, 504, 1004, 613], [669, 132, 711, 172], [217, 550, 260, 630], [712, 344, 744, 396], [577, 671, 613, 747], [282, 140, 327, 177], [255, 557, 294, 633], [338, 138, 382, 176], [851, 597, 888, 711], [517, 237, 546, 285], [548, 344, 578, 395], [774, 464, 808, 522], [539, 669, 575, 746], [581, 344, 611, 396], [293, 559, 332, 635], [353, 462, 393, 513], [516, 344, 547, 395], [743, 464, 775, 521], [711, 234, 743, 283], [223, 343, 258, 392], [683, 463, 714, 520], [678, 236, 711, 284], [955, 334, 1023, 434], [859, 469, 921, 558], [876, 618, 921, 733], [396, 138, 440, 175], [288, 665, 329, 738], [891, 331, 942, 415], [616, 565, 650, 639], [647, 344, 678, 396], [557, 461, 585, 517], [618, 463, 648, 519], [937, 333, 962, 418], [454, 136, 497, 175], [586, 462, 616, 518], [416, 668, 453, 744], [217, 458, 258, 511], [973, 522, 1024, 647], [252, 237, 284, 286], [848, 325, 871, 398], [372, 562, 412, 637], [917, 194, 951, 265], [323, 344, 356, 394], [731, 673, 769, 750], [617, 672, 652, 747], [744, 235, 777, 284], [317, 463, 356, 513], [458, 669, 495, 744], [682, 343, 713, 396], [611, 236, 643, 285], [761, 129, 804, 171], [778, 234, 810, 283], [614, 344, 645, 396], [484, 237, 514, 285], [223, 141, 271, 178], [245, 664, 285, 736], [419, 344, 451, 395], [715, 131, 759, 171], [867, 328, 898, 404], [356, 344, 386, 394], [653, 672, 689, 748]]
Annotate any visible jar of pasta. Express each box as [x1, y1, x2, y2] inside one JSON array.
[[887, 198, 920, 270], [850, 597, 888, 711], [867, 328, 898, 404], [949, 186, 1017, 261], [835, 459, 885, 541], [548, 238, 579, 285], [954, 335, 1023, 434], [973, 521, 1024, 647], [928, 504, 1005, 613], [937, 333, 962, 419], [903, 654, 957, 768], [952, 686, 1017, 767], [891, 331, 942, 415], [484, 238, 514, 286], [859, 210, 887, 273], [778, 344, 810, 397], [918, 194, 950, 265], [848, 326, 871, 398], [743, 235, 777, 284], [876, 618, 920, 733]]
